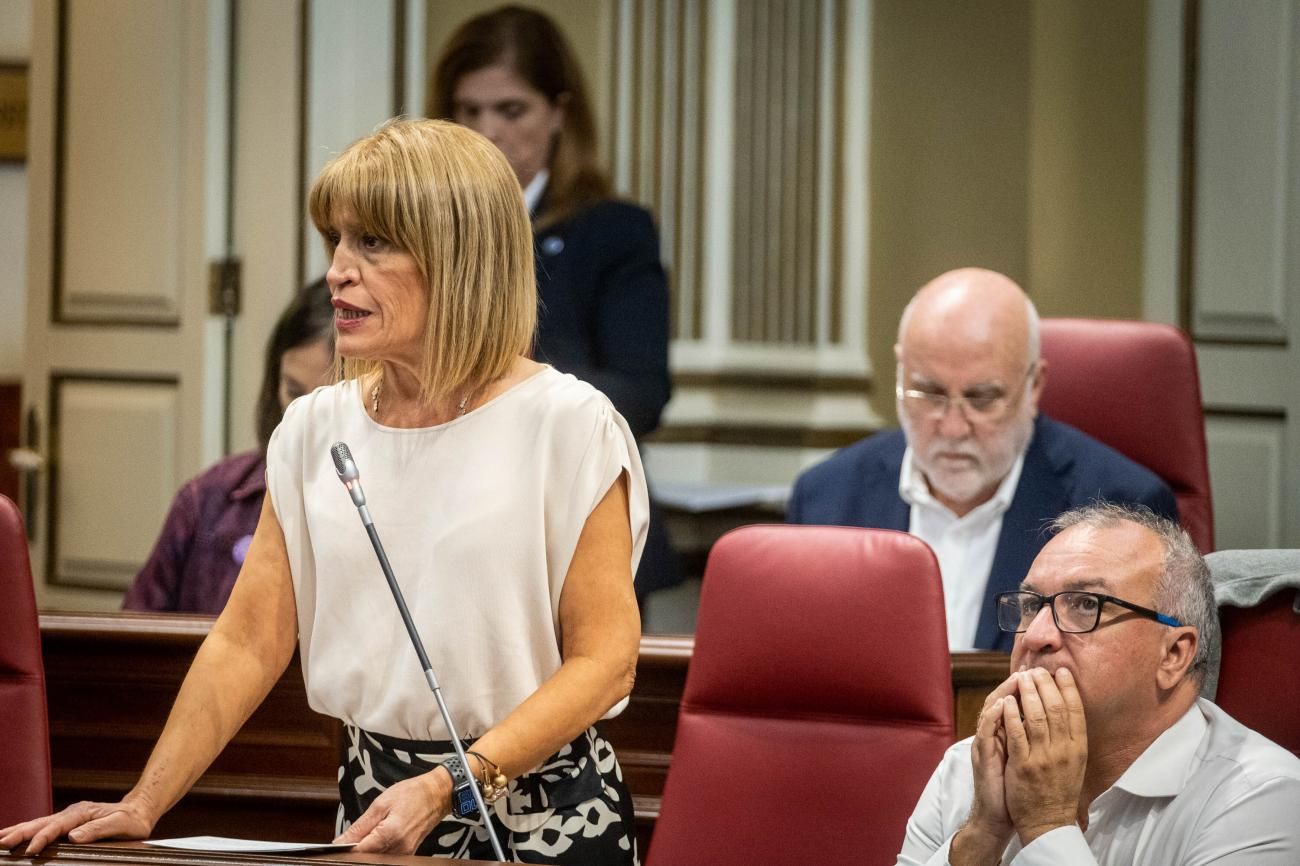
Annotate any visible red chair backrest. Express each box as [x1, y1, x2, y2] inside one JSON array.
[[1038, 318, 1214, 552], [647, 526, 953, 866], [1215, 592, 1300, 756], [0, 494, 52, 825]]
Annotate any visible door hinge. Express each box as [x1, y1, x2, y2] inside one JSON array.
[[209, 258, 242, 316]]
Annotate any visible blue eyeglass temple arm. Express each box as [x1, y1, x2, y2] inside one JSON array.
[[1101, 594, 1184, 627]]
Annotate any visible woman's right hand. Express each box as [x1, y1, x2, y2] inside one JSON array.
[[0, 797, 156, 856]]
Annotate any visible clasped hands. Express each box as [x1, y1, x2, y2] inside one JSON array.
[[952, 666, 1088, 865]]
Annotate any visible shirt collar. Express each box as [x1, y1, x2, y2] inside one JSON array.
[[1110, 702, 1207, 798], [523, 169, 549, 215], [899, 447, 1026, 521]]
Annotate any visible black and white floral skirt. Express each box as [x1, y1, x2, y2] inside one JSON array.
[[337, 724, 638, 864]]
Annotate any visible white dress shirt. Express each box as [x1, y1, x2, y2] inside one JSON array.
[[896, 699, 1300, 866], [900, 449, 1025, 649], [523, 168, 549, 215]]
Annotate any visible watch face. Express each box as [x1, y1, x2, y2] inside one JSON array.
[[452, 782, 480, 818]]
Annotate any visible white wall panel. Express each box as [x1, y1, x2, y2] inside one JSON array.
[[301, 0, 397, 281], [60, 0, 187, 322], [1192, 1, 1300, 552], [1205, 415, 1286, 550], [1192, 0, 1294, 342], [53, 379, 180, 590]]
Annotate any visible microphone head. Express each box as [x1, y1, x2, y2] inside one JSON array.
[[330, 441, 358, 481], [330, 442, 366, 507]]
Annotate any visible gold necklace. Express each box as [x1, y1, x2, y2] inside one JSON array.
[[370, 377, 470, 418]]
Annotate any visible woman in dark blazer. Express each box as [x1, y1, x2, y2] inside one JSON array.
[[430, 5, 681, 599]]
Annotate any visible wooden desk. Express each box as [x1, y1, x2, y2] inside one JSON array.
[[40, 613, 1010, 850], [1, 841, 490, 866]]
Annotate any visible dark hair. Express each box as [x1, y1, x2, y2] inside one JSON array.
[[429, 4, 610, 228], [254, 277, 335, 447]]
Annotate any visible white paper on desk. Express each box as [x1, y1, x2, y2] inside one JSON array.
[[144, 836, 355, 854], [653, 482, 790, 513]]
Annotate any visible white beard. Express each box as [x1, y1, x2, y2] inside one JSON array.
[[903, 414, 1035, 510]]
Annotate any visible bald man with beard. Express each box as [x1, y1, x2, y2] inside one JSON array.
[[787, 268, 1177, 651]]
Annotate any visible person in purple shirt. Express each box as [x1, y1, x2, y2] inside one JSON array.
[[122, 279, 335, 614]]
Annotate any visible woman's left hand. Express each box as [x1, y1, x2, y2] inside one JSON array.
[[333, 769, 450, 854]]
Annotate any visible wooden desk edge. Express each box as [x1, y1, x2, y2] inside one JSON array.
[[1, 841, 492, 866]]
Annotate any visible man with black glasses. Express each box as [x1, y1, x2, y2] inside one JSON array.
[[787, 268, 1176, 649], [896, 503, 1300, 865]]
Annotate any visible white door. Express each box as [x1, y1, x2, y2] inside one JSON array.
[[1190, 0, 1300, 550], [19, 0, 301, 610]]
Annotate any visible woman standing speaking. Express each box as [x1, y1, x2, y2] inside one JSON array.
[[1, 119, 647, 864]]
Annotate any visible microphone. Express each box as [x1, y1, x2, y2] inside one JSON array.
[[330, 442, 368, 514], [329, 442, 506, 861]]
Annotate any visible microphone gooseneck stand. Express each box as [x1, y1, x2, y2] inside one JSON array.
[[330, 442, 507, 862]]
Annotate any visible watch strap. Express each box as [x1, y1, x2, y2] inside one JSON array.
[[441, 756, 480, 818]]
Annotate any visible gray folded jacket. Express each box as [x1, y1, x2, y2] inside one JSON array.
[[1201, 548, 1300, 699], [1207, 549, 1300, 611]]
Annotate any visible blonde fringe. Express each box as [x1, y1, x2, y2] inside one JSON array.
[[308, 119, 537, 406]]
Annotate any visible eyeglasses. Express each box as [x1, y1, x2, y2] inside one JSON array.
[[896, 363, 1037, 423], [996, 590, 1183, 634]]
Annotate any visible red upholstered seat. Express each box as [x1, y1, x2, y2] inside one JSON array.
[[647, 525, 953, 866], [0, 494, 52, 826], [1038, 318, 1214, 552], [1215, 591, 1300, 756]]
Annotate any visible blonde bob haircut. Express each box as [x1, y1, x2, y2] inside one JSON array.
[[308, 118, 536, 405]]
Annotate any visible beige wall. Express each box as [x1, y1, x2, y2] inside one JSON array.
[[424, 1, 1150, 423], [1027, 0, 1146, 321], [868, 0, 1033, 418], [867, 0, 1146, 420]]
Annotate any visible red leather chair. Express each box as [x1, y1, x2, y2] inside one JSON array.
[[1038, 318, 1214, 552], [647, 525, 953, 866], [0, 494, 52, 825], [1215, 591, 1300, 756]]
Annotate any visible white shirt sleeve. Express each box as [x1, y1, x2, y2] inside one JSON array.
[[1011, 826, 1096, 865], [896, 743, 973, 866]]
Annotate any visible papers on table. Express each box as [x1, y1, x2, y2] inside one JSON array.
[[143, 836, 355, 855]]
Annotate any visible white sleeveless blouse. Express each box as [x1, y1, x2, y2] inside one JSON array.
[[266, 366, 648, 740]]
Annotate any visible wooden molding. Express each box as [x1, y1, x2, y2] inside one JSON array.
[[648, 422, 872, 449], [671, 368, 871, 392]]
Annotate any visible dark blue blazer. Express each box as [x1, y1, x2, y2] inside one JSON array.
[[533, 199, 671, 439], [533, 197, 680, 597], [786, 416, 1179, 650]]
